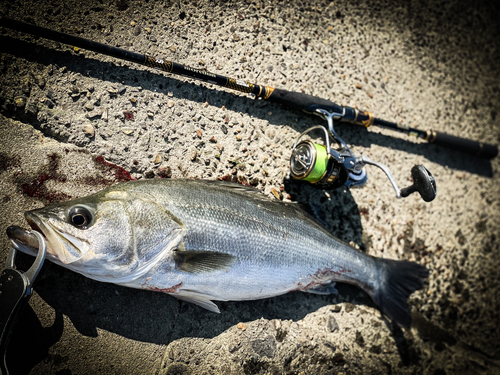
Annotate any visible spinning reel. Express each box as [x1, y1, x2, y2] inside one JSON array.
[[289, 109, 437, 202]]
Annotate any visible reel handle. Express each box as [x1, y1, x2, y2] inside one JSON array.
[[400, 165, 437, 202]]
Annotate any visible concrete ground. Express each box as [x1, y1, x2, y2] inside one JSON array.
[[0, 0, 499, 374]]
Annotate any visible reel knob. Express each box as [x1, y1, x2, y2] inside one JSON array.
[[400, 165, 437, 202]]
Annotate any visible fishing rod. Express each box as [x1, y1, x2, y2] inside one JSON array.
[[0, 17, 497, 202], [1, 17, 496, 159]]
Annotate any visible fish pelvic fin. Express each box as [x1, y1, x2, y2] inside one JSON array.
[[175, 290, 221, 313], [372, 258, 429, 329]]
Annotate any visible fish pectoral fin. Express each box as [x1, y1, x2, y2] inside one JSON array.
[[175, 290, 221, 313], [305, 283, 338, 295], [173, 250, 236, 273]]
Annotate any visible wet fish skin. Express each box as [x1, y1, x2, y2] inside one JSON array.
[[7, 179, 429, 328]]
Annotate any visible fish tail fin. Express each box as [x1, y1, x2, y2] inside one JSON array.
[[371, 258, 429, 328]]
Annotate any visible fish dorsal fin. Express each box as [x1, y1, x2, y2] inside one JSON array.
[[201, 179, 260, 192], [299, 201, 330, 229], [174, 290, 222, 313], [173, 248, 236, 274], [198, 180, 277, 202]]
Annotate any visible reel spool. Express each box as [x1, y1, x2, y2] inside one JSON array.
[[289, 126, 348, 189]]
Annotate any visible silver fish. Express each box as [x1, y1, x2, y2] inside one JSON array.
[[7, 179, 428, 328]]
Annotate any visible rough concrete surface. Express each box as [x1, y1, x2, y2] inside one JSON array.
[[1, 0, 499, 374]]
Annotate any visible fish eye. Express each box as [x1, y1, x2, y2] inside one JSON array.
[[68, 206, 93, 228]]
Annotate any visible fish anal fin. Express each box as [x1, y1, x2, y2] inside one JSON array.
[[305, 282, 338, 295], [174, 249, 236, 273], [175, 290, 221, 313]]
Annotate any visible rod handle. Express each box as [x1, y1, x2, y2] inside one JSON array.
[[265, 88, 343, 114], [265, 89, 374, 126], [429, 131, 498, 159]]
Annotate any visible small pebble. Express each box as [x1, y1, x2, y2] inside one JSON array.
[[123, 110, 134, 120], [210, 136, 217, 143], [122, 127, 134, 135], [154, 153, 163, 164], [191, 150, 197, 161], [86, 110, 101, 119], [236, 134, 242, 141], [355, 83, 362, 89], [327, 316, 339, 332], [271, 188, 280, 200], [35, 76, 46, 88], [82, 123, 95, 138], [45, 99, 55, 108], [196, 129, 202, 138], [14, 96, 26, 108], [237, 323, 246, 331], [167, 100, 175, 108], [144, 170, 155, 178], [158, 166, 172, 178]]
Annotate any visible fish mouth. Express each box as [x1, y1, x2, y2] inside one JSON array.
[[7, 212, 80, 264], [7, 212, 59, 260]]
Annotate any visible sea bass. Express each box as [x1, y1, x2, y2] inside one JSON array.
[[7, 179, 428, 328]]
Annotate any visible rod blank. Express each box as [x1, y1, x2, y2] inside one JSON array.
[[1, 16, 497, 159]]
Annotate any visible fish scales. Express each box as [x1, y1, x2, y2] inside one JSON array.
[[7, 179, 428, 328], [130, 180, 374, 294]]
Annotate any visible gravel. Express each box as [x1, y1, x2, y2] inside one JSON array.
[[0, 0, 499, 374]]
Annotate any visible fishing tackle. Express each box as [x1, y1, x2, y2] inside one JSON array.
[[289, 109, 437, 201], [0, 17, 495, 202], [0, 17, 497, 159], [0, 230, 46, 375]]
